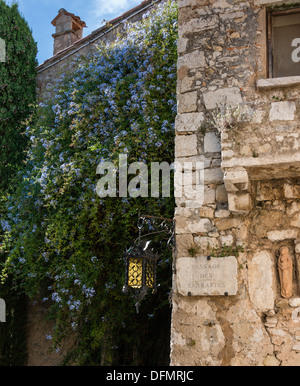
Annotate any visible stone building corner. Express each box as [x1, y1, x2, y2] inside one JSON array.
[[171, 0, 300, 366]]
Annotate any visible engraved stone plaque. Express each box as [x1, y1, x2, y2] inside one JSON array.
[[176, 256, 238, 296]]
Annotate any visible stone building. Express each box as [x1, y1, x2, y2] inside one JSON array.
[[172, 0, 300, 366], [34, 0, 300, 366], [37, 0, 164, 100]]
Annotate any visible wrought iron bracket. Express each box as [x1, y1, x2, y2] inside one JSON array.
[[123, 214, 175, 313]]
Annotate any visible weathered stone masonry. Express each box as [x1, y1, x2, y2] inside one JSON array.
[[171, 0, 300, 366]]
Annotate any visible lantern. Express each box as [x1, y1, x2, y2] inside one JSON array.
[[123, 240, 159, 312]]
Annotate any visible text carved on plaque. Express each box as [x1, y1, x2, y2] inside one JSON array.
[[176, 256, 238, 297]]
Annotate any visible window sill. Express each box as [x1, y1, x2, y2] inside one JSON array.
[[254, 0, 299, 6], [257, 76, 300, 90]]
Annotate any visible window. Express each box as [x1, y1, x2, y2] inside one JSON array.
[[268, 8, 300, 78]]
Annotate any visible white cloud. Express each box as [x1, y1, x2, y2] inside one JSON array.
[[87, 0, 140, 31], [93, 0, 133, 16]]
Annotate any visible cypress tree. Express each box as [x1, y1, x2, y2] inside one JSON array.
[[0, 0, 37, 192], [0, 0, 37, 365]]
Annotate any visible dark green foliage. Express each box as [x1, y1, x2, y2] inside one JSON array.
[[0, 0, 37, 192], [1, 0, 177, 365], [0, 278, 28, 366], [0, 0, 37, 366]]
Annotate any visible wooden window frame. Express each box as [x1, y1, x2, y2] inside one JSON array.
[[267, 7, 300, 78]]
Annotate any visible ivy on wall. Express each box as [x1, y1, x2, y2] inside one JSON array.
[[0, 0, 177, 365]]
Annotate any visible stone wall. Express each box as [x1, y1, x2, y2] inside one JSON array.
[[26, 298, 75, 366], [171, 0, 300, 366], [37, 0, 164, 101]]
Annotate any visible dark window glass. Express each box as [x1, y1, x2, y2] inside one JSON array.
[[271, 11, 300, 78]]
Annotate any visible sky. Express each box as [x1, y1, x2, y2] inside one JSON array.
[[5, 0, 143, 64]]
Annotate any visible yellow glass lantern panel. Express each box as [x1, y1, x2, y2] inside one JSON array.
[[128, 258, 143, 288], [145, 261, 155, 289]]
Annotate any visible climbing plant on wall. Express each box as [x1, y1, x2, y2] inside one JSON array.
[[0, 0, 37, 366], [0, 0, 177, 365]]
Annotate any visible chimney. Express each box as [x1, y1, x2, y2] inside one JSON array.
[[51, 9, 86, 56]]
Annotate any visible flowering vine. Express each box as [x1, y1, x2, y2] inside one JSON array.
[[0, 0, 177, 364]]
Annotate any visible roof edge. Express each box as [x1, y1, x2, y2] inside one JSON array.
[[38, 0, 159, 72]]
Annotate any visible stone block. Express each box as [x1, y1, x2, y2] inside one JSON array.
[[174, 207, 195, 217], [215, 218, 240, 231], [269, 101, 296, 122], [194, 236, 220, 250], [284, 184, 300, 199], [178, 91, 198, 113], [178, 76, 195, 94], [263, 355, 280, 367], [205, 168, 224, 185], [267, 229, 299, 242], [203, 187, 216, 205], [175, 134, 198, 157], [248, 251, 276, 312], [222, 149, 234, 159], [175, 112, 204, 133], [215, 209, 231, 218], [264, 316, 278, 327], [219, 14, 245, 24], [203, 87, 242, 110], [177, 38, 188, 54], [178, 16, 219, 38], [176, 215, 213, 235], [289, 298, 300, 308], [290, 213, 300, 228], [220, 234, 234, 246], [292, 343, 300, 352], [212, 0, 231, 8], [204, 132, 221, 153], [224, 169, 249, 193], [178, 0, 197, 9], [228, 193, 252, 213], [292, 307, 300, 322], [176, 234, 194, 258], [175, 196, 204, 209], [216, 184, 228, 203], [199, 206, 215, 219], [295, 244, 300, 254], [178, 50, 206, 70]]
